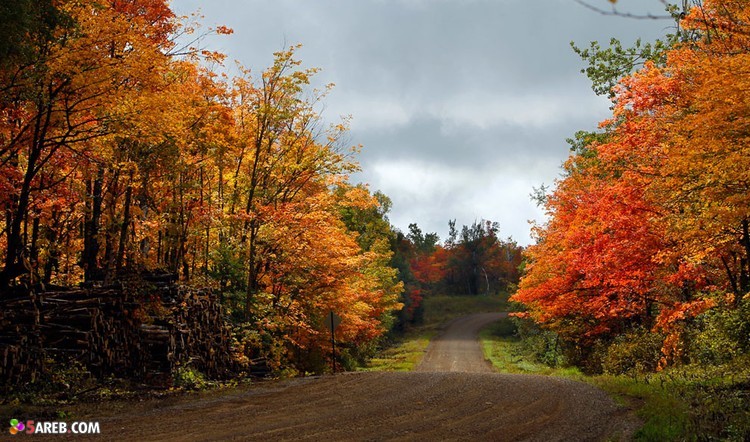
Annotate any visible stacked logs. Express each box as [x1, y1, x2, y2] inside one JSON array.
[[168, 287, 236, 379], [0, 292, 45, 384], [0, 278, 241, 386]]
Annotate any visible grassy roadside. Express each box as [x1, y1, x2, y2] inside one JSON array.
[[479, 320, 580, 377], [479, 317, 694, 441], [362, 294, 508, 372]]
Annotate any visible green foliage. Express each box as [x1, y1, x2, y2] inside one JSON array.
[[590, 375, 688, 442], [571, 36, 677, 98], [687, 298, 750, 365], [512, 316, 567, 368], [530, 184, 549, 208], [502, 311, 750, 440], [490, 316, 517, 338], [0, 0, 70, 66], [407, 223, 439, 254], [601, 327, 664, 376], [338, 187, 396, 251], [173, 365, 208, 390], [565, 130, 608, 157], [595, 360, 750, 441], [480, 319, 581, 376], [664, 358, 750, 441], [208, 241, 246, 293]]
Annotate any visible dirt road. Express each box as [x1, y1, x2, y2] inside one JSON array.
[[416, 312, 506, 373], [53, 313, 638, 441]]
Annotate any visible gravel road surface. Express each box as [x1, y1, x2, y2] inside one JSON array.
[[51, 313, 639, 441], [416, 312, 506, 373]]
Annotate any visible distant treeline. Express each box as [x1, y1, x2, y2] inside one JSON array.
[[391, 220, 523, 328]]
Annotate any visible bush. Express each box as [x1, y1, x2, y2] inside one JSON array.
[[687, 298, 750, 365], [173, 365, 207, 390], [512, 317, 567, 367], [665, 357, 750, 441], [601, 327, 663, 375], [491, 317, 518, 338]]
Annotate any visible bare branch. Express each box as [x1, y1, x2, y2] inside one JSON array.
[[573, 0, 674, 20]]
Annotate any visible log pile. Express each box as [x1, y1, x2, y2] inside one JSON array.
[[0, 277, 242, 386], [0, 292, 45, 385], [168, 287, 236, 379]]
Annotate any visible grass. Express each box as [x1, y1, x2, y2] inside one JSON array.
[[479, 320, 580, 376], [360, 331, 435, 372], [368, 294, 746, 440], [365, 300, 698, 440], [368, 298, 689, 440], [588, 375, 688, 441], [362, 293, 508, 372]]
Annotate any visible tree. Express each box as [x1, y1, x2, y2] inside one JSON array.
[[513, 0, 750, 368], [0, 0, 182, 288], [442, 220, 521, 296]]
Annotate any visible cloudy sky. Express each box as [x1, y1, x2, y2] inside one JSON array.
[[172, 0, 674, 245]]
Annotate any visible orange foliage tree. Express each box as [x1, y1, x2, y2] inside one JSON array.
[[513, 0, 750, 368]]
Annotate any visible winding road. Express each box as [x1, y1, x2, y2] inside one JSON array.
[[55, 313, 639, 441]]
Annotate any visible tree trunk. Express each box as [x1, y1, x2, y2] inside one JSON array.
[[116, 173, 133, 273], [740, 218, 750, 294], [82, 166, 104, 281]]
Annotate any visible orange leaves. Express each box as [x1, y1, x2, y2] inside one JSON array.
[[104, 0, 176, 50], [200, 46, 403, 367], [200, 50, 227, 64], [515, 0, 750, 369], [0, 0, 402, 372], [410, 245, 448, 287], [214, 25, 234, 35]]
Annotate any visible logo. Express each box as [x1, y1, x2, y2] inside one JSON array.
[[9, 419, 24, 435]]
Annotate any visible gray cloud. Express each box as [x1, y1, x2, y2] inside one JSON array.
[[174, 0, 674, 244]]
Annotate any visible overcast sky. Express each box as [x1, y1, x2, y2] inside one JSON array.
[[171, 0, 674, 245]]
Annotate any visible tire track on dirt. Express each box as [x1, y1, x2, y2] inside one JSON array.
[[51, 313, 640, 441]]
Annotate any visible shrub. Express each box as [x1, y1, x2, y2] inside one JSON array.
[[173, 365, 207, 390], [666, 357, 750, 441], [687, 298, 750, 365], [512, 317, 567, 367], [601, 327, 663, 375]]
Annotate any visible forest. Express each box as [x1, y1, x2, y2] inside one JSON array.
[[0, 0, 522, 388]]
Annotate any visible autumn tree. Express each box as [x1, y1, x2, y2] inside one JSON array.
[[442, 220, 521, 296], [0, 1, 404, 374], [164, 46, 404, 370], [0, 0, 187, 288], [514, 0, 750, 369], [387, 219, 521, 330]]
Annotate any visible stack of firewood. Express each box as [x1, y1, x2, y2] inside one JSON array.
[[168, 287, 236, 378], [0, 278, 240, 386], [0, 293, 45, 385]]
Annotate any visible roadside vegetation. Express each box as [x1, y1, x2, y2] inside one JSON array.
[[498, 2, 750, 440]]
